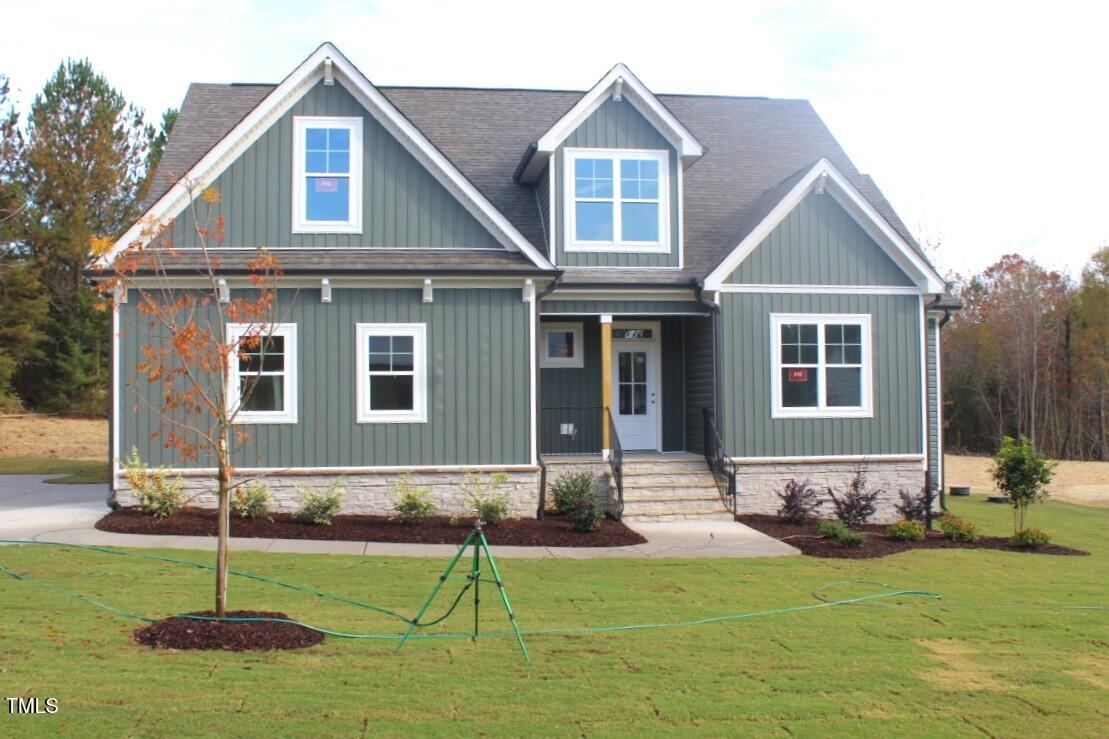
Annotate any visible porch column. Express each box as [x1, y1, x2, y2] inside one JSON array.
[[600, 315, 613, 457]]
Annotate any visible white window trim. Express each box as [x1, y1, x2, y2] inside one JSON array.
[[564, 148, 670, 254], [540, 322, 584, 368], [769, 313, 873, 419], [292, 116, 363, 234], [227, 323, 298, 425], [356, 323, 428, 424]]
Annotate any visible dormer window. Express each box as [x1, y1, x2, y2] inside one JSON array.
[[292, 116, 362, 233], [564, 148, 669, 253]]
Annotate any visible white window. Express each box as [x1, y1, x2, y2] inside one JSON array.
[[356, 323, 427, 423], [292, 116, 362, 233], [540, 322, 584, 368], [564, 148, 669, 253], [770, 314, 872, 418], [227, 323, 298, 424]]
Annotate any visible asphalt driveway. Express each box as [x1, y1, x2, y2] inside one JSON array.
[[0, 475, 109, 541]]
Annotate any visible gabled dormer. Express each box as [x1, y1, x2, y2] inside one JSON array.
[[516, 65, 703, 269]]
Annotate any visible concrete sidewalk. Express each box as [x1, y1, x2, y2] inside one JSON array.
[[0, 475, 798, 559]]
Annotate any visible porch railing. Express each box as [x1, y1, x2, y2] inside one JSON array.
[[702, 408, 737, 513], [605, 407, 625, 520]]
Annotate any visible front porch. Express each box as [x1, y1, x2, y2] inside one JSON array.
[[538, 313, 716, 458]]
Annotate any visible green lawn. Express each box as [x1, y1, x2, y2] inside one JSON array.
[[1, 498, 1106, 737], [0, 457, 109, 484]]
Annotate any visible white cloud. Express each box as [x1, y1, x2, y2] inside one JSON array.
[[4, 0, 1106, 276]]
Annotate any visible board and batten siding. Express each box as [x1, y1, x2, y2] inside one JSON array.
[[119, 287, 531, 469], [553, 98, 680, 268], [164, 80, 502, 250], [726, 191, 915, 286], [682, 315, 715, 455], [718, 292, 923, 458], [926, 316, 941, 489]]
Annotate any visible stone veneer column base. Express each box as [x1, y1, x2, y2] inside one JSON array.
[[733, 459, 927, 524], [115, 468, 541, 518]]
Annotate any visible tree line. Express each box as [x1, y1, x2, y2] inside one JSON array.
[[943, 250, 1109, 460], [0, 62, 175, 413]]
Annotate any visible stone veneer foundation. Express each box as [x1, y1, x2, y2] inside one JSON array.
[[733, 458, 928, 523], [114, 468, 542, 517]]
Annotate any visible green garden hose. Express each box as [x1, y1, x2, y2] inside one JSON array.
[[1, 540, 1102, 646]]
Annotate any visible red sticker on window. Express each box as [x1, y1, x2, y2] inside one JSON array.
[[314, 178, 339, 192], [788, 368, 809, 382]]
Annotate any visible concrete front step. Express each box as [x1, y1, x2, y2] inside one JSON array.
[[621, 476, 719, 489], [621, 510, 735, 523], [622, 488, 724, 501], [620, 460, 710, 473], [621, 496, 728, 513]]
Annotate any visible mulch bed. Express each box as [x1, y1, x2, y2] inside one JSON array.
[[133, 611, 324, 651], [97, 508, 647, 548], [736, 515, 1089, 559]]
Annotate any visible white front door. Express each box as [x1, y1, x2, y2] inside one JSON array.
[[610, 322, 660, 450]]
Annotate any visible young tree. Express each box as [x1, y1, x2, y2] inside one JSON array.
[[96, 183, 285, 616], [17, 59, 154, 411], [992, 435, 1056, 533]]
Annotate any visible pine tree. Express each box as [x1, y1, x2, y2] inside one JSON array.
[[15, 60, 154, 412], [0, 74, 48, 410]]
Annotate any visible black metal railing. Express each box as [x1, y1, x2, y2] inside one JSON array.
[[605, 407, 625, 520], [702, 408, 737, 513]]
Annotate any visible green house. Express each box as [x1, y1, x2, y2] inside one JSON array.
[[97, 43, 957, 523]]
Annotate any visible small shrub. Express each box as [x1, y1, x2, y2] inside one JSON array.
[[1010, 528, 1052, 548], [937, 513, 979, 543], [568, 499, 605, 533], [231, 482, 270, 519], [817, 519, 864, 548], [391, 474, 437, 524], [123, 447, 184, 518], [776, 479, 821, 524], [294, 478, 346, 525], [895, 486, 937, 524], [828, 468, 879, 528], [453, 472, 514, 525], [992, 435, 1057, 534], [551, 472, 595, 514], [549, 472, 603, 532], [887, 519, 925, 542]]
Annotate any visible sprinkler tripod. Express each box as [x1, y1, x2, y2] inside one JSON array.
[[395, 520, 529, 662]]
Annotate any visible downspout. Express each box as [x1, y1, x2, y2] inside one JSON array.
[[924, 295, 944, 513], [107, 299, 119, 511], [534, 275, 562, 519]]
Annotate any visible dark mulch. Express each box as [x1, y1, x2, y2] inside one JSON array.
[[97, 508, 646, 547], [133, 611, 324, 651], [737, 515, 1089, 559]]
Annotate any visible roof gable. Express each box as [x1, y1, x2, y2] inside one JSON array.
[[98, 43, 554, 270], [703, 159, 945, 292], [515, 64, 703, 183], [725, 189, 915, 287]]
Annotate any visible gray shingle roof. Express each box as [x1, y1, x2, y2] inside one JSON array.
[[144, 82, 925, 283]]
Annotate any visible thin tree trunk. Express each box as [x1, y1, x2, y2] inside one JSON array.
[[216, 427, 230, 617]]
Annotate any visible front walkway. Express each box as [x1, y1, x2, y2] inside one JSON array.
[[0, 475, 797, 559]]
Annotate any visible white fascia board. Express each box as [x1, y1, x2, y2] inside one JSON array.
[[703, 159, 946, 293], [519, 64, 704, 183], [97, 43, 554, 273]]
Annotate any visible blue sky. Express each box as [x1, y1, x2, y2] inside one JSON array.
[[4, 0, 1106, 278]]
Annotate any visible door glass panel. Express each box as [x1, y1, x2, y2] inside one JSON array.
[[616, 350, 648, 417]]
